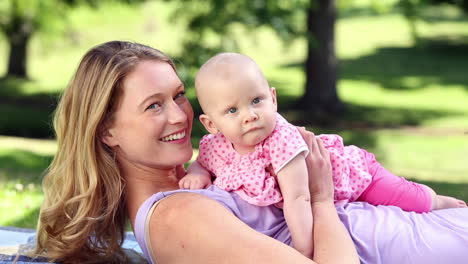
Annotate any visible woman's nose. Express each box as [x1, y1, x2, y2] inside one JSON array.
[[167, 101, 187, 124]]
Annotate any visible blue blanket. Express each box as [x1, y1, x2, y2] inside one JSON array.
[[0, 226, 146, 264]]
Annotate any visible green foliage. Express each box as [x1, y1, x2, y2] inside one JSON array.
[[166, 0, 309, 67], [0, 0, 147, 37], [0, 0, 144, 34], [0, 0, 146, 79], [0, 0, 70, 36]]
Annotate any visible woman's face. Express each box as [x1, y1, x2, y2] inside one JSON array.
[[104, 60, 194, 170]]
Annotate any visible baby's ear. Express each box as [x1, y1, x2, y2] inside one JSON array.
[[199, 114, 219, 134], [270, 87, 278, 109]]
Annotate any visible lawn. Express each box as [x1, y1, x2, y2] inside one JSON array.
[[0, 136, 55, 228], [0, 1, 467, 228]]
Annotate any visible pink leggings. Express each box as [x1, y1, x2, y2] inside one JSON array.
[[357, 151, 433, 213]]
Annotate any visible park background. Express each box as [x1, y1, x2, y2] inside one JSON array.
[[0, 0, 467, 228]]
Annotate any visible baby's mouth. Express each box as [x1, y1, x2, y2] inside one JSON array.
[[245, 126, 261, 134], [160, 130, 186, 142]]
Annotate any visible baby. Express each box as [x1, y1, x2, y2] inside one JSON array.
[[179, 52, 467, 258]]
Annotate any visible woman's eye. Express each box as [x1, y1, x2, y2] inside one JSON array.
[[252, 97, 261, 104], [146, 102, 161, 111], [174, 91, 187, 104], [228, 107, 237, 114], [174, 91, 186, 100]]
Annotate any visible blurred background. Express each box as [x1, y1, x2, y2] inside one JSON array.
[[0, 0, 467, 228]]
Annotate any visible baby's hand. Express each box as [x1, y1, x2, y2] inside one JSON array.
[[178, 173, 212, 190]]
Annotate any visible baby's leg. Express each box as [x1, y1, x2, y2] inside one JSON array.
[[422, 185, 468, 210], [357, 172, 433, 213], [358, 149, 467, 212], [357, 150, 430, 213]]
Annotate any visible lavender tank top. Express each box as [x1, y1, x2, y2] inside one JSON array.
[[134, 185, 468, 264]]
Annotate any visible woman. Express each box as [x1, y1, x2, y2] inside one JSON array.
[[35, 41, 468, 264]]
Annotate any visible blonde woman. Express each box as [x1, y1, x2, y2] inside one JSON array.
[[35, 41, 468, 264]]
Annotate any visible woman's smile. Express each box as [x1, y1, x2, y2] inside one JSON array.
[[160, 129, 188, 143]]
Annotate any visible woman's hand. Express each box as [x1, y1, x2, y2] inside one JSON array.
[[297, 127, 360, 264], [297, 127, 334, 205]]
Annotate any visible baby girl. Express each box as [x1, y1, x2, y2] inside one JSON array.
[[178, 52, 467, 258]]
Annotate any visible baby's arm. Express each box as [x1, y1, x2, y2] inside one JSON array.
[[179, 161, 212, 189], [276, 154, 313, 258]]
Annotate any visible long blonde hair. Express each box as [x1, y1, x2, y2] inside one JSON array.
[[35, 41, 175, 263]]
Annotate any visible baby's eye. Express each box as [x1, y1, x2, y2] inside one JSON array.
[[252, 97, 261, 104], [146, 102, 162, 111], [227, 107, 237, 114]]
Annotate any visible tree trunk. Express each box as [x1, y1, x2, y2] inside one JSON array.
[[296, 0, 344, 117], [6, 30, 31, 78]]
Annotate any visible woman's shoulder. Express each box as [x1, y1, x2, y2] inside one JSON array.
[[136, 186, 236, 224], [134, 189, 229, 263], [135, 190, 219, 230], [150, 192, 226, 220], [144, 189, 317, 264]]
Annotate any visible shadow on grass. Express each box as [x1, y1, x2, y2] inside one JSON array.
[[0, 77, 60, 138], [276, 98, 464, 129], [0, 150, 52, 184], [340, 39, 468, 90], [339, 4, 468, 23], [281, 39, 468, 91], [0, 104, 55, 139], [0, 77, 61, 105]]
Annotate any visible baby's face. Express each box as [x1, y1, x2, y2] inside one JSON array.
[[200, 69, 277, 154]]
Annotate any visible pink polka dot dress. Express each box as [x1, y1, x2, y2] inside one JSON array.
[[197, 114, 373, 206], [317, 134, 372, 202]]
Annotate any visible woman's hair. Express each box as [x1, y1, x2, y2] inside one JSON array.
[[35, 41, 175, 263]]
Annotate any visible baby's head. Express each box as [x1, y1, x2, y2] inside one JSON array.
[[195, 52, 278, 154]]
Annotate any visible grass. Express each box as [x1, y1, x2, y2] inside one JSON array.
[[0, 137, 56, 228], [0, 1, 467, 228]]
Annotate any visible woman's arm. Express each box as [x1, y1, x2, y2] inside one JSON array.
[[298, 128, 359, 264], [148, 192, 314, 264]]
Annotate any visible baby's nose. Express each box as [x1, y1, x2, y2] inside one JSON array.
[[244, 110, 258, 124]]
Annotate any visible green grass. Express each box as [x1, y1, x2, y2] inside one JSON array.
[[0, 1, 467, 228], [0, 136, 56, 228]]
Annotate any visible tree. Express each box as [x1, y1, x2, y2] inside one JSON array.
[[0, 0, 51, 78], [168, 0, 344, 116], [0, 0, 143, 79], [298, 0, 343, 115]]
